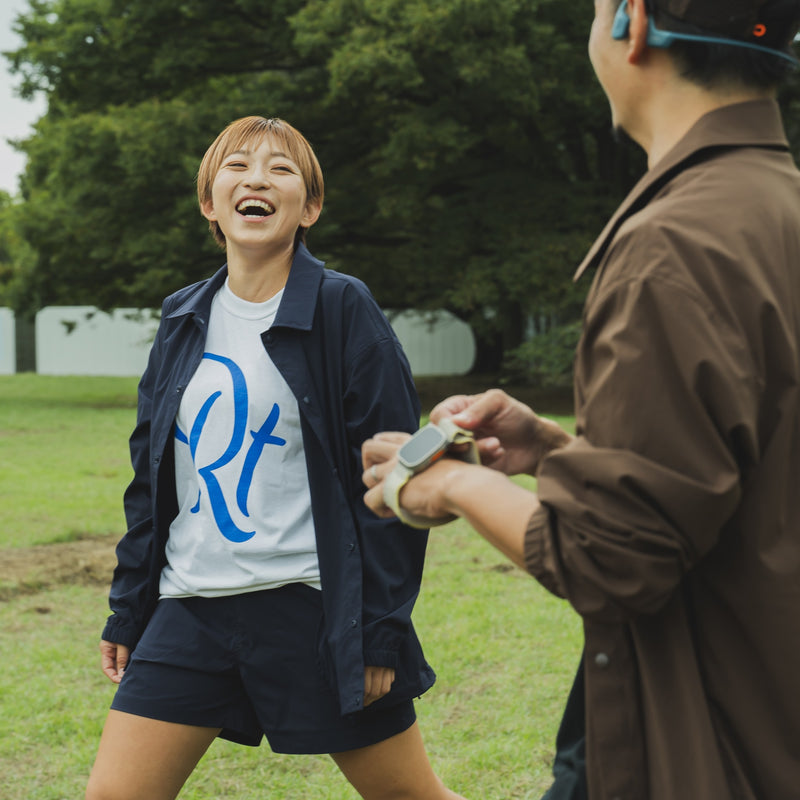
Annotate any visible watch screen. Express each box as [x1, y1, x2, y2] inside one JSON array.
[[399, 425, 447, 466]]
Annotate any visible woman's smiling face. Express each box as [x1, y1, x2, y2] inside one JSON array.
[[200, 135, 321, 259]]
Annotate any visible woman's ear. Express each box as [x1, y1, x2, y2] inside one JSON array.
[[200, 197, 217, 221], [301, 199, 322, 229]]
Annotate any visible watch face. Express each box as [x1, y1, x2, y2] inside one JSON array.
[[398, 425, 448, 470]]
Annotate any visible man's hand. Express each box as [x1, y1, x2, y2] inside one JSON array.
[[364, 665, 396, 707], [431, 389, 572, 476], [100, 639, 130, 684], [360, 388, 554, 567]]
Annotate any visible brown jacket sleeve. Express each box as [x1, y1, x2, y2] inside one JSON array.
[[525, 261, 756, 622]]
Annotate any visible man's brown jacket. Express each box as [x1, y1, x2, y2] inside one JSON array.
[[526, 99, 800, 800]]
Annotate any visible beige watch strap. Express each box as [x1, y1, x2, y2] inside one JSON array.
[[382, 461, 458, 529], [436, 418, 480, 465]]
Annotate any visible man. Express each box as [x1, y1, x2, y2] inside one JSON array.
[[361, 1, 800, 798]]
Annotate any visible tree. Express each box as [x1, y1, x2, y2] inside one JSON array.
[[0, 191, 36, 310], [4, 0, 645, 373]]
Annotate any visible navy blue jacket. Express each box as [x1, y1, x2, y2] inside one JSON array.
[[103, 244, 435, 714]]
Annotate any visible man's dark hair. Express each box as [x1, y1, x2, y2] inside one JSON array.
[[669, 39, 796, 89], [648, 0, 800, 89]]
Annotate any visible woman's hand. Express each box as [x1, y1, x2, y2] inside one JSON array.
[[361, 434, 477, 524], [100, 639, 130, 684], [363, 666, 396, 707]]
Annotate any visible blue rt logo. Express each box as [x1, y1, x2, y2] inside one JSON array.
[[175, 352, 287, 542]]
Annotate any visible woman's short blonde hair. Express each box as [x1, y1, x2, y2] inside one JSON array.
[[196, 116, 325, 249]]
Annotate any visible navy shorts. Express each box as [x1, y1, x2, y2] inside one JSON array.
[[110, 583, 416, 754]]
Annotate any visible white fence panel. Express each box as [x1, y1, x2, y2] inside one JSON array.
[[0, 308, 15, 374], [387, 309, 475, 377], [36, 307, 158, 377], [3, 305, 474, 377]]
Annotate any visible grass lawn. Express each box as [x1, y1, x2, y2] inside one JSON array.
[[0, 375, 582, 799], [0, 374, 139, 547]]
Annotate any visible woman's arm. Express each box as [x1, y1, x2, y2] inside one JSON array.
[[101, 303, 168, 651]]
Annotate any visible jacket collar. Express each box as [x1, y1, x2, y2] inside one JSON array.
[[573, 98, 790, 282], [165, 242, 325, 330], [273, 242, 325, 331]]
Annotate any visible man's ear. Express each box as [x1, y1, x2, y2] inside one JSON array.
[[627, 0, 650, 63], [200, 197, 217, 221], [301, 199, 322, 229]]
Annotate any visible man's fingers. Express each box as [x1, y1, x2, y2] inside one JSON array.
[[451, 388, 510, 429], [430, 389, 513, 431], [429, 394, 473, 424]]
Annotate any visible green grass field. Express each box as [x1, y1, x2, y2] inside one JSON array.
[[0, 375, 582, 799]]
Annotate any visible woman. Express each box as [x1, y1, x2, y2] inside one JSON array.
[[85, 116, 464, 800]]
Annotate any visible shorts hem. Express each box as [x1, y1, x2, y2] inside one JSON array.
[[110, 696, 263, 747], [111, 689, 417, 754], [266, 702, 417, 755]]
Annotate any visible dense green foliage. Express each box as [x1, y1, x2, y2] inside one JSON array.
[[5, 0, 800, 377], [5, 0, 800, 376], [1, 0, 650, 375]]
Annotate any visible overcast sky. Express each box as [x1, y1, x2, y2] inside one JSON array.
[[1, 0, 47, 195]]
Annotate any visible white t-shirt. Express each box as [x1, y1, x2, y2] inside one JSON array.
[[159, 279, 321, 598]]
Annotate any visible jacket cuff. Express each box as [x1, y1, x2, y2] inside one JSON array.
[[101, 614, 140, 650], [363, 648, 400, 669], [524, 504, 567, 599]]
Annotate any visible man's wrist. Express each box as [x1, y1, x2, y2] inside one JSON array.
[[436, 463, 537, 569], [435, 460, 486, 518]]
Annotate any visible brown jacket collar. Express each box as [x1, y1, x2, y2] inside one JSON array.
[[573, 98, 790, 282]]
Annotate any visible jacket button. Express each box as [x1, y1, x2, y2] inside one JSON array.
[[594, 652, 610, 668], [347, 542, 355, 552], [153, 456, 161, 465], [350, 619, 358, 628], [303, 396, 311, 405]]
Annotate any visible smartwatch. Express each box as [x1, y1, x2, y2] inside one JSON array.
[[382, 418, 479, 529]]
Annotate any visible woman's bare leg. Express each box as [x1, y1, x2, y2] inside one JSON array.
[[331, 720, 466, 800], [85, 710, 220, 800]]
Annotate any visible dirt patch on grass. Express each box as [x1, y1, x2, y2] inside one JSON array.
[[0, 534, 118, 601]]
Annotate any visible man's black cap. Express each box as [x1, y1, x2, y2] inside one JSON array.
[[653, 0, 800, 50]]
